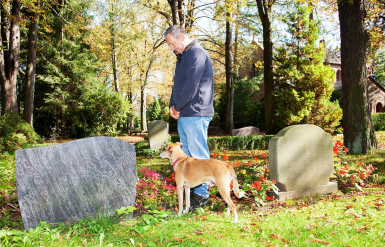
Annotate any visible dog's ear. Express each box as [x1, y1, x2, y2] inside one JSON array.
[[175, 142, 183, 147]]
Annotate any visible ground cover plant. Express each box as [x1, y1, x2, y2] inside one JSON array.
[[1, 132, 385, 246]]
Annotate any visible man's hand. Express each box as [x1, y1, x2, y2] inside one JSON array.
[[170, 106, 180, 120]]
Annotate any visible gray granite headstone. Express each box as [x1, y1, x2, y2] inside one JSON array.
[[231, 126, 260, 136], [268, 124, 337, 201], [15, 137, 136, 231], [147, 120, 169, 149]]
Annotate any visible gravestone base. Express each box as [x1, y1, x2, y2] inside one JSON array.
[[268, 182, 338, 202]]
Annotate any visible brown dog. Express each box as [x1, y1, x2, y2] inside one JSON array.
[[160, 142, 244, 222]]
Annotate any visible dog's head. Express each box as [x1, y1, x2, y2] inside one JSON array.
[[159, 142, 183, 159]]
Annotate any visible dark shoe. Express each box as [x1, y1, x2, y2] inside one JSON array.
[[189, 194, 209, 212]]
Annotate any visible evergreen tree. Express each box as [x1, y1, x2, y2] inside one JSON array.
[[274, 2, 342, 134], [147, 96, 161, 122]]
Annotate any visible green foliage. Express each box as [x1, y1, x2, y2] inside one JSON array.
[[0, 112, 40, 153], [274, 2, 342, 134], [147, 97, 162, 122], [372, 113, 385, 131], [372, 47, 385, 86], [80, 86, 131, 136], [134, 141, 162, 157], [216, 74, 265, 129], [170, 135, 273, 151], [0, 152, 15, 195], [32, 0, 121, 138]]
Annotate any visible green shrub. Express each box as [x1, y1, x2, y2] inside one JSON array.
[[170, 135, 273, 151], [372, 113, 385, 131], [0, 112, 40, 153]]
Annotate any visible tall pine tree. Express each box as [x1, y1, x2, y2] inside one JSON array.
[[274, 2, 342, 134]]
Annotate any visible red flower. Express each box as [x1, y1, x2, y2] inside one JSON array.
[[336, 140, 343, 146], [333, 146, 338, 153], [360, 161, 364, 166], [254, 157, 258, 161], [266, 196, 274, 201], [213, 152, 217, 158], [262, 153, 265, 158], [360, 173, 365, 179], [223, 154, 229, 160], [344, 148, 348, 153], [339, 170, 346, 175], [272, 179, 276, 184], [171, 172, 174, 177], [230, 182, 233, 188], [260, 177, 266, 181], [235, 160, 240, 166], [253, 181, 262, 190]]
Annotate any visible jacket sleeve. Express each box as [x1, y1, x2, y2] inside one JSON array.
[[173, 49, 206, 112]]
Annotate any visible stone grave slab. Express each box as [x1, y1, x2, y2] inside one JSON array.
[[147, 120, 169, 149], [268, 124, 337, 201], [231, 126, 260, 136], [15, 137, 136, 231]]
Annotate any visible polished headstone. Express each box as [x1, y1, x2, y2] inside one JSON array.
[[231, 126, 260, 136], [147, 120, 169, 149], [15, 137, 136, 231], [269, 124, 337, 200]]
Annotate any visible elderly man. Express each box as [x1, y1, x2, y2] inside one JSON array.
[[164, 25, 214, 211]]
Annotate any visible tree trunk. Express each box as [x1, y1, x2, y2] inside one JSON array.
[[110, 3, 119, 92], [225, 7, 234, 134], [256, 0, 276, 134], [1, 0, 20, 114], [140, 86, 147, 131], [24, 11, 39, 126], [168, 0, 180, 25], [338, 0, 378, 153]]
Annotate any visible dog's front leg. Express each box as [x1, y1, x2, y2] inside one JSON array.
[[183, 187, 190, 214], [177, 186, 184, 216]]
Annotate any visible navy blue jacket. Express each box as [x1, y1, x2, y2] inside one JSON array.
[[169, 40, 214, 117]]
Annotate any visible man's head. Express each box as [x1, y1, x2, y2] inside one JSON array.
[[164, 25, 191, 54]]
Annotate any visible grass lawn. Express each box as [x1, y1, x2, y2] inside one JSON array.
[[1, 132, 385, 246]]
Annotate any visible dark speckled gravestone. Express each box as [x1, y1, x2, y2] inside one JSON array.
[[15, 137, 136, 231]]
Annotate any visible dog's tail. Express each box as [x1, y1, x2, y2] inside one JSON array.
[[229, 167, 245, 199]]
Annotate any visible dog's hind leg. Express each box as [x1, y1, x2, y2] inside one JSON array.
[[183, 187, 190, 214], [217, 180, 239, 223]]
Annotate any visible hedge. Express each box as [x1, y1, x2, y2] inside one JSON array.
[[372, 113, 385, 131], [171, 135, 273, 150]]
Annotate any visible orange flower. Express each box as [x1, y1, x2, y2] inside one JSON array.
[[260, 177, 266, 181], [213, 152, 217, 158], [339, 170, 346, 175], [230, 182, 233, 188], [344, 148, 348, 152], [272, 179, 276, 184], [262, 153, 265, 158], [223, 154, 229, 160], [360, 173, 365, 179], [236, 160, 240, 166], [266, 196, 274, 201], [254, 157, 258, 161]]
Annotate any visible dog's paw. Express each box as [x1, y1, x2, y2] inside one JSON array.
[[238, 191, 245, 198]]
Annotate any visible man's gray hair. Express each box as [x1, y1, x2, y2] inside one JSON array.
[[164, 25, 187, 39]]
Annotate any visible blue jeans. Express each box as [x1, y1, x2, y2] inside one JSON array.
[[177, 117, 212, 198]]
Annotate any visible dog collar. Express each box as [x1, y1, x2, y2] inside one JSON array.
[[172, 158, 182, 169]]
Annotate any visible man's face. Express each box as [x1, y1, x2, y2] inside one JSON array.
[[165, 34, 185, 54]]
